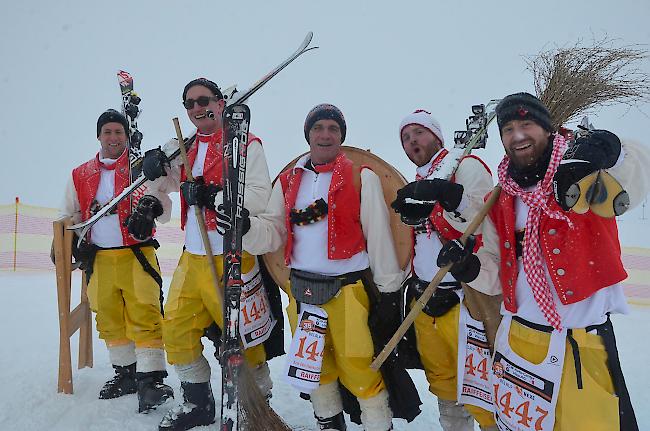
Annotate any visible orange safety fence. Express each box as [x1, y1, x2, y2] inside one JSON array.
[[1, 199, 649, 304], [0, 199, 184, 275]]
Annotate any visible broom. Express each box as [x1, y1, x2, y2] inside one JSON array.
[[172, 118, 290, 430]]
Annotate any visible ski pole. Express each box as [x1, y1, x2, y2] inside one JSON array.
[[370, 185, 502, 371], [172, 118, 223, 305]]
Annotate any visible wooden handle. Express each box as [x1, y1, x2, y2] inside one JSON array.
[[172, 118, 223, 305], [370, 185, 502, 370]]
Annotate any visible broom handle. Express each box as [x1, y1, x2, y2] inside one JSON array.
[[172, 118, 223, 306], [370, 185, 502, 371]]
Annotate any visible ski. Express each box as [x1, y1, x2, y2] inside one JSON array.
[[220, 104, 251, 431], [67, 32, 318, 241], [406, 99, 500, 206], [117, 70, 147, 211]]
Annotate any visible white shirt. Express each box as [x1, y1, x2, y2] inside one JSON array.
[[289, 163, 370, 276]]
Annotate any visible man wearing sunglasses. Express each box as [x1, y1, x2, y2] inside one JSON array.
[[129, 78, 278, 431], [59, 109, 173, 414]]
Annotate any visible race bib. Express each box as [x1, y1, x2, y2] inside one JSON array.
[[284, 304, 328, 394], [239, 259, 276, 349], [492, 315, 566, 431], [457, 302, 494, 412]]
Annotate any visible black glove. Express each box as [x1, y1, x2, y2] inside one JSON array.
[[125, 195, 163, 241], [142, 147, 170, 181], [393, 202, 435, 226], [72, 238, 96, 270], [215, 204, 250, 236], [437, 236, 480, 283], [391, 179, 464, 224], [180, 177, 221, 211], [553, 130, 622, 211]]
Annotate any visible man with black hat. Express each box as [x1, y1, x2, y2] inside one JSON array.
[[397, 92, 650, 430], [236, 103, 420, 431], [391, 109, 496, 431], [131, 78, 278, 431], [59, 109, 173, 413]]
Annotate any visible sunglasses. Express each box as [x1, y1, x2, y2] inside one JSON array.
[[183, 95, 220, 109]]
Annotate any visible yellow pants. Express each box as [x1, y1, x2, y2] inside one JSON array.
[[508, 319, 620, 431], [287, 280, 385, 400], [87, 247, 163, 348], [414, 302, 495, 427], [163, 251, 266, 366]]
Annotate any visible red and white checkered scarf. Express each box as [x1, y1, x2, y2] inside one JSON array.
[[497, 134, 572, 330]]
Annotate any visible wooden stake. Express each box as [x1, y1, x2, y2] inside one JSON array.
[[172, 118, 223, 306]]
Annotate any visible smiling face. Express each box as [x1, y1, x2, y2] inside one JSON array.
[[308, 119, 343, 164], [501, 119, 551, 169], [401, 124, 443, 167], [97, 122, 127, 160], [184, 85, 225, 134]]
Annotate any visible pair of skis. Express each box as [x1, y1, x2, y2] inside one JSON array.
[[68, 32, 317, 241], [70, 32, 318, 430]]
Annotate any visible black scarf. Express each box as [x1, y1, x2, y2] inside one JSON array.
[[507, 136, 554, 188]]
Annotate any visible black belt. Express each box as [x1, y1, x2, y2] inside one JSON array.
[[512, 316, 585, 388]]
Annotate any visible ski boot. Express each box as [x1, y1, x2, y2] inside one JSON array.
[[99, 363, 137, 399], [158, 381, 215, 431], [136, 370, 174, 413], [316, 412, 347, 430]]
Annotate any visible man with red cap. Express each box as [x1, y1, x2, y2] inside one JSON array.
[[131, 78, 281, 431], [391, 109, 496, 431], [235, 104, 421, 431], [59, 109, 173, 414], [399, 92, 650, 431]]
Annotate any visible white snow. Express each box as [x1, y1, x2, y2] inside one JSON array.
[[0, 271, 648, 430]]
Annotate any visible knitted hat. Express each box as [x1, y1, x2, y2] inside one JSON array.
[[304, 104, 347, 143], [399, 110, 445, 146], [496, 92, 554, 134], [182, 78, 223, 102], [96, 109, 128, 137]]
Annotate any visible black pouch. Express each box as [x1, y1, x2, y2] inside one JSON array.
[[290, 269, 343, 305], [405, 277, 460, 318]]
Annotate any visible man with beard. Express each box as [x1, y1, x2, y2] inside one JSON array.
[[59, 109, 173, 413], [129, 78, 277, 431], [391, 109, 497, 431], [398, 92, 649, 430]]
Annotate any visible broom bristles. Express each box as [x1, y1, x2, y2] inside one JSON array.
[[525, 36, 650, 128], [235, 362, 292, 431]]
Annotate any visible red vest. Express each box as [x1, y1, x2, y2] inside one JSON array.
[[179, 131, 261, 230], [72, 151, 139, 246], [279, 153, 366, 266], [488, 190, 627, 312]]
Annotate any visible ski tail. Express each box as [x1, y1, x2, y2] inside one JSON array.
[[229, 32, 317, 106], [117, 70, 146, 211], [220, 104, 251, 430]]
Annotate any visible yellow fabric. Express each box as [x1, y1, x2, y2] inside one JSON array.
[[287, 280, 385, 399], [163, 251, 266, 366], [508, 319, 619, 431], [413, 302, 495, 427], [87, 246, 163, 348]]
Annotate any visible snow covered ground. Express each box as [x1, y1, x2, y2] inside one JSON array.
[[1, 271, 648, 430]]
